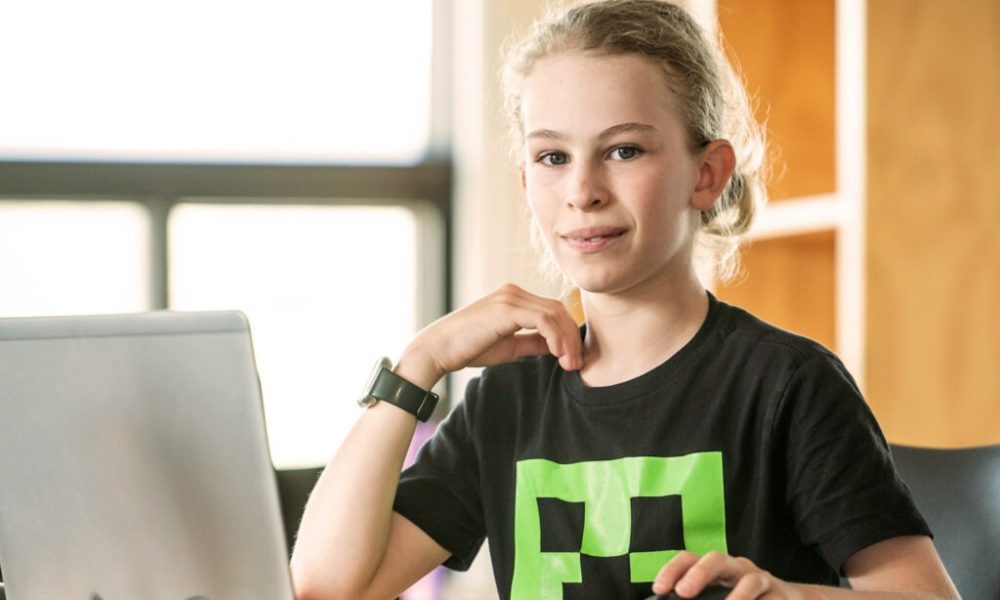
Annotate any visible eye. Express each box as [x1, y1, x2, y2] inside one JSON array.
[[609, 145, 643, 161], [537, 151, 568, 166]]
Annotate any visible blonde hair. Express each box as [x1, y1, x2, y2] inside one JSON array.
[[502, 0, 767, 282]]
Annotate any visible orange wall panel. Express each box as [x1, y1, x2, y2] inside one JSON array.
[[718, 0, 836, 200], [717, 231, 837, 353], [867, 0, 1000, 447]]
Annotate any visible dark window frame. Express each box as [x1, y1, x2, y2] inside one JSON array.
[[0, 160, 453, 311]]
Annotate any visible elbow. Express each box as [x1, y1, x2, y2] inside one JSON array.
[[289, 554, 324, 600], [942, 587, 963, 600], [291, 584, 346, 600], [289, 551, 333, 600], [290, 551, 372, 600]]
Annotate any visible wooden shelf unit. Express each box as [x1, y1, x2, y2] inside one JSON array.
[[712, 0, 864, 384], [711, 0, 1000, 446]]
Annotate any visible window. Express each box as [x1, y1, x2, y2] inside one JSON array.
[[169, 203, 426, 467], [0, 0, 433, 164], [0, 0, 450, 468], [0, 201, 149, 317]]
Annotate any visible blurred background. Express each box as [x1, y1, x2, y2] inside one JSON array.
[[1, 0, 997, 597]]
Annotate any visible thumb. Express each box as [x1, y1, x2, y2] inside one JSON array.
[[470, 332, 550, 367], [507, 332, 552, 361]]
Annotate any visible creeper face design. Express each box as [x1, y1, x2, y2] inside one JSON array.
[[511, 452, 727, 599]]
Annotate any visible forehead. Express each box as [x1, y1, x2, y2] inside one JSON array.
[[521, 51, 683, 136]]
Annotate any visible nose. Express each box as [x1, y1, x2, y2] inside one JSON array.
[[565, 159, 607, 210]]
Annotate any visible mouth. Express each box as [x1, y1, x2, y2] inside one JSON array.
[[560, 226, 628, 253]]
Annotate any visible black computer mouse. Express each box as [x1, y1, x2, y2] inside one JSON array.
[[645, 583, 731, 599]]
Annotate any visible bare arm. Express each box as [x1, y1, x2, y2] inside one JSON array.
[[290, 391, 445, 600], [837, 536, 959, 599], [289, 284, 584, 600], [651, 536, 960, 599]]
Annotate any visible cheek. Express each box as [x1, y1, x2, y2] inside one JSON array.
[[527, 197, 555, 235], [525, 177, 556, 224], [632, 176, 696, 236]]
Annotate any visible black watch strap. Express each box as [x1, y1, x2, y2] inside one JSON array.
[[367, 366, 439, 422]]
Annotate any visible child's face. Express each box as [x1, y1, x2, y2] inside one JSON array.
[[520, 51, 706, 296]]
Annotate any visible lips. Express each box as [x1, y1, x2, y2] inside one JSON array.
[[560, 226, 628, 253]]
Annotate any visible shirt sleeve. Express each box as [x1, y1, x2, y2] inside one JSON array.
[[774, 353, 931, 574], [393, 377, 486, 571]]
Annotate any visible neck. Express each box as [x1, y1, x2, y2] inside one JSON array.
[[578, 267, 709, 387]]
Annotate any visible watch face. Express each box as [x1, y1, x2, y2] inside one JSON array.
[[358, 356, 392, 408]]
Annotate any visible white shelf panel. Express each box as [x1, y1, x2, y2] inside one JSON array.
[[748, 194, 850, 240]]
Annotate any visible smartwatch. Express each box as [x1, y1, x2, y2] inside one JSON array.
[[358, 357, 439, 422]]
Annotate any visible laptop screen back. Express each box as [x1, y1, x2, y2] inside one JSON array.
[[0, 311, 294, 600]]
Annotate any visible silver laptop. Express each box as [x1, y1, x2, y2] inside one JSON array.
[[0, 311, 295, 600]]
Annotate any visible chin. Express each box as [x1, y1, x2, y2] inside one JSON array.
[[567, 271, 632, 296]]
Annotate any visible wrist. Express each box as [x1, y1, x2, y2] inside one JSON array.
[[359, 354, 440, 422], [394, 342, 445, 392]]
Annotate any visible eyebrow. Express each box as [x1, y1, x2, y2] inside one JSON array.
[[525, 122, 659, 141]]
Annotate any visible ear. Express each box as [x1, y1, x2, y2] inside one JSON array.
[[518, 161, 527, 190], [690, 139, 736, 212]]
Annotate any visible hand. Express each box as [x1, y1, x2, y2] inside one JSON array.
[[652, 551, 806, 599], [397, 284, 584, 389]]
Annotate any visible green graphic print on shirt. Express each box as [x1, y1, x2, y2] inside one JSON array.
[[511, 452, 727, 599]]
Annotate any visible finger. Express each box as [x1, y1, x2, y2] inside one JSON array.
[[468, 284, 582, 371], [679, 554, 768, 599], [469, 332, 550, 366], [551, 298, 584, 370], [726, 570, 772, 600], [652, 552, 702, 595], [514, 289, 581, 328], [534, 297, 583, 370], [487, 283, 560, 315], [485, 293, 576, 361], [510, 332, 553, 360], [673, 551, 737, 597], [505, 304, 580, 369]]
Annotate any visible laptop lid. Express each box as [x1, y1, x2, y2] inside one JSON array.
[[0, 311, 295, 600]]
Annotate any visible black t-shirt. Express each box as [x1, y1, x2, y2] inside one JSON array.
[[393, 294, 930, 599]]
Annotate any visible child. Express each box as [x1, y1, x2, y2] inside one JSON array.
[[291, 1, 958, 598]]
